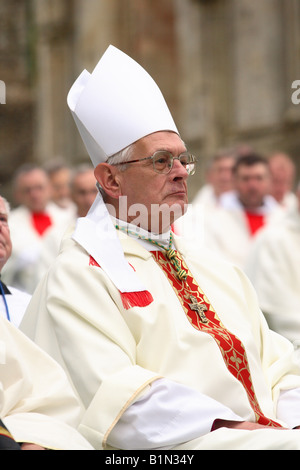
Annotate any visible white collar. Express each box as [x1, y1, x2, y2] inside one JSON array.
[[220, 190, 279, 214], [112, 216, 173, 252], [72, 193, 147, 293]]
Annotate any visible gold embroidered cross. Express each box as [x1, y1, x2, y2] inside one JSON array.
[[188, 295, 208, 323]]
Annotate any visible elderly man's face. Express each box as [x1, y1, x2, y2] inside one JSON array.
[[115, 131, 189, 232], [0, 198, 12, 271]]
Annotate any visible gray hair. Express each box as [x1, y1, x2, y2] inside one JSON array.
[[97, 143, 135, 198], [0, 196, 10, 215], [106, 143, 135, 171]]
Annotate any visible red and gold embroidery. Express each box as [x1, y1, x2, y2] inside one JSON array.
[[151, 250, 281, 428]]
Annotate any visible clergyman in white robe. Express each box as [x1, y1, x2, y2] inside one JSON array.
[[245, 205, 300, 352], [21, 45, 300, 451], [20, 204, 300, 450], [2, 203, 69, 294], [200, 190, 284, 269], [0, 316, 92, 449]]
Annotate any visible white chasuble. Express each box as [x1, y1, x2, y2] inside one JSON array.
[[20, 226, 300, 449], [150, 249, 281, 428]]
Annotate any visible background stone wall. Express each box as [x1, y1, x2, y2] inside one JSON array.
[[1, 0, 300, 202]]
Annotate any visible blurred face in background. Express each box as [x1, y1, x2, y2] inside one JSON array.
[[268, 153, 295, 204], [234, 162, 271, 211], [207, 156, 235, 197], [49, 167, 72, 209], [14, 168, 51, 214], [71, 169, 98, 217], [0, 197, 12, 271]]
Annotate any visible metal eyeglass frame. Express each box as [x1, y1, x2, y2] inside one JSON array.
[[110, 150, 197, 175]]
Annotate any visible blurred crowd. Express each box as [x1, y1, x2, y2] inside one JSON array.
[[1, 145, 300, 354], [0, 160, 99, 449], [0, 160, 97, 318], [175, 145, 300, 357]]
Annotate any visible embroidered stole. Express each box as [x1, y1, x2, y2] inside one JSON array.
[[151, 250, 281, 428]]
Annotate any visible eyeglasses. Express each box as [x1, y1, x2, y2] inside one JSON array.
[[112, 151, 197, 175]]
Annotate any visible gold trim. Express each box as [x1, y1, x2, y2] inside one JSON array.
[[0, 425, 13, 440], [102, 375, 162, 449]]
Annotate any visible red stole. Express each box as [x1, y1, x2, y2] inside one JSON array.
[[151, 249, 281, 428], [245, 211, 265, 236], [32, 212, 52, 236]]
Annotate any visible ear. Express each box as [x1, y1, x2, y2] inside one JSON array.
[[94, 163, 122, 199]]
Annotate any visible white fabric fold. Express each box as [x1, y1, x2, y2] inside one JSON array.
[[72, 193, 147, 293], [107, 378, 243, 450]]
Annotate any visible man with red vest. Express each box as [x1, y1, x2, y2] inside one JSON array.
[[201, 152, 284, 269], [2, 164, 67, 293]]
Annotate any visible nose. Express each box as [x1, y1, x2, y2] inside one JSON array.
[[171, 158, 189, 180]]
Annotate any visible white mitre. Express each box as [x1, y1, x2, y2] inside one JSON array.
[[67, 45, 179, 308], [67, 44, 178, 166]]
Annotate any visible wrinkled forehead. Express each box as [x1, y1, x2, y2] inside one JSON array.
[[132, 131, 185, 156]]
